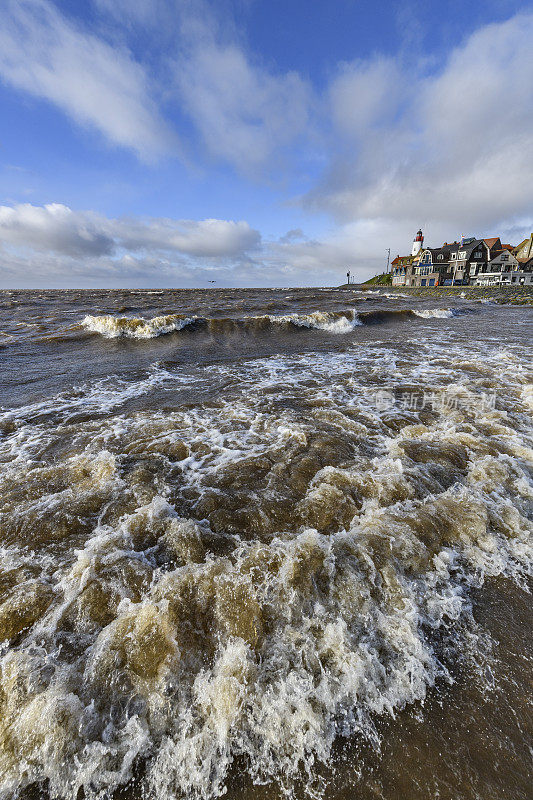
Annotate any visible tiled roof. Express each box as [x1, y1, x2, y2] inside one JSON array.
[[483, 237, 500, 248]]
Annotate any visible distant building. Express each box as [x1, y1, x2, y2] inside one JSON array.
[[508, 271, 533, 285], [390, 229, 532, 288], [474, 248, 520, 285], [449, 238, 488, 285], [411, 229, 424, 256], [514, 233, 533, 270], [391, 255, 415, 286], [413, 245, 452, 286], [391, 230, 424, 286]]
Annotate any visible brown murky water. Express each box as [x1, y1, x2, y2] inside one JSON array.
[[0, 287, 531, 800]]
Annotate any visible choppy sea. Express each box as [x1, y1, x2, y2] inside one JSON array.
[[0, 287, 531, 800]]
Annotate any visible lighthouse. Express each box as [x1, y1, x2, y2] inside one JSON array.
[[411, 229, 424, 256]]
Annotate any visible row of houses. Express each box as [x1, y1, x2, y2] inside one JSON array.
[[391, 230, 533, 287]]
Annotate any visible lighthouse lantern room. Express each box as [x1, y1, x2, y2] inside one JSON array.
[[411, 229, 424, 256]]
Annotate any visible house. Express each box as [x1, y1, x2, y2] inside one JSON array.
[[391, 255, 415, 286], [514, 233, 533, 271], [474, 248, 520, 285], [483, 238, 502, 258], [391, 230, 426, 285], [412, 246, 452, 286], [514, 233, 533, 262], [450, 238, 489, 284], [508, 271, 533, 285], [389, 230, 532, 288]]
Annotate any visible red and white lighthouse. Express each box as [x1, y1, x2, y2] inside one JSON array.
[[411, 229, 424, 256]]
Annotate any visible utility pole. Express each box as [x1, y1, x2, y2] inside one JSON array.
[[386, 248, 391, 274], [346, 270, 350, 285]]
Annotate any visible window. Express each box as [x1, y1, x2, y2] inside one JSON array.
[[501, 254, 509, 261]]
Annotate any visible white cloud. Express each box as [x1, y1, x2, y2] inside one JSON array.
[[2, 6, 532, 288], [308, 12, 533, 236], [0, 203, 260, 259], [174, 17, 311, 175], [0, 203, 114, 257], [330, 57, 405, 138], [0, 202, 362, 288], [110, 216, 261, 257], [0, 0, 174, 160]]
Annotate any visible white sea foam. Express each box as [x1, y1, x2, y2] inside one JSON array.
[[82, 313, 197, 338], [267, 310, 361, 333], [0, 336, 531, 800], [413, 308, 455, 319]]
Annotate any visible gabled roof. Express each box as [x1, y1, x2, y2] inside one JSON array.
[[489, 249, 517, 261], [459, 238, 485, 257], [483, 237, 500, 249], [429, 247, 452, 259], [441, 242, 460, 253], [514, 234, 533, 260], [392, 255, 412, 266]]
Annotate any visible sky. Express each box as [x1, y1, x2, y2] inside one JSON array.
[[0, 0, 532, 288]]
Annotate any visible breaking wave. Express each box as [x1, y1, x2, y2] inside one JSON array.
[[413, 308, 454, 319], [359, 307, 476, 324], [82, 313, 197, 338], [265, 309, 361, 333], [81, 307, 473, 341], [82, 310, 361, 339]]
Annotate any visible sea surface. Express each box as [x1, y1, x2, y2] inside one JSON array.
[[0, 287, 531, 800]]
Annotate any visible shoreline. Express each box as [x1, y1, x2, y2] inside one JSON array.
[[338, 284, 533, 305]]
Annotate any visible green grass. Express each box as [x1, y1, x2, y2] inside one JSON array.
[[363, 273, 392, 285]]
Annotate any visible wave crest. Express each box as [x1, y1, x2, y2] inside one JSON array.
[[82, 310, 361, 339], [81, 306, 472, 341], [266, 310, 361, 333], [413, 308, 454, 319], [82, 313, 197, 339]]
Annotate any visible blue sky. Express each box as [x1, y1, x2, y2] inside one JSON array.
[[1, 0, 532, 287]]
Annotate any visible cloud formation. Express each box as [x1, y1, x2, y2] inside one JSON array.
[[0, 203, 260, 262], [1, 3, 532, 287], [0, 202, 387, 288], [0, 0, 174, 160], [310, 12, 533, 233], [174, 15, 311, 175]]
